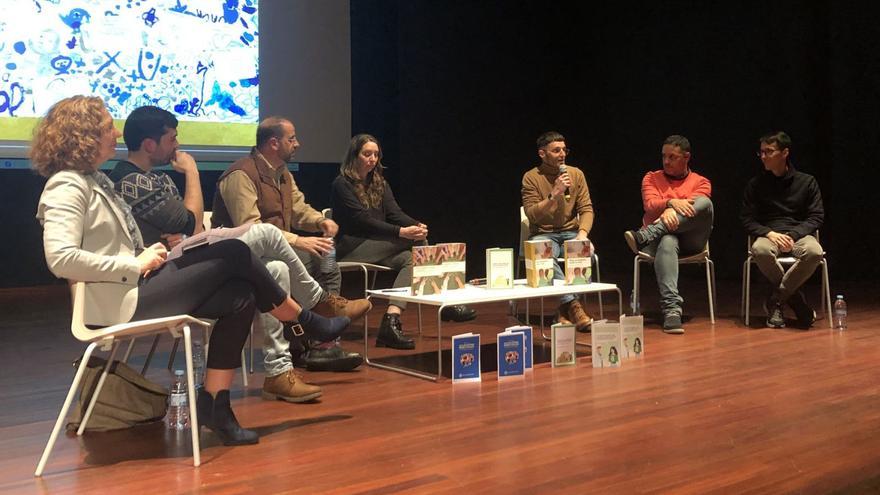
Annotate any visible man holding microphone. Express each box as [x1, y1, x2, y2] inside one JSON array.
[[521, 131, 595, 331]]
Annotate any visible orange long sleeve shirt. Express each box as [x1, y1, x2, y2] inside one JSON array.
[[641, 169, 711, 226]]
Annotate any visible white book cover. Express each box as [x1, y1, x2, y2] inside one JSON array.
[[550, 323, 576, 367], [485, 248, 514, 289], [591, 319, 622, 368], [620, 315, 644, 360]]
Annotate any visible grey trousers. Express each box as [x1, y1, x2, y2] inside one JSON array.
[[339, 238, 414, 310], [643, 196, 714, 316], [752, 235, 823, 301], [236, 224, 326, 377]]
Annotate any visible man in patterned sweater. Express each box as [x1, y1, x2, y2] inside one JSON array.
[[110, 107, 369, 404]]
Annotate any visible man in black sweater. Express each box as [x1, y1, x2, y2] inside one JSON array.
[[741, 131, 824, 329]]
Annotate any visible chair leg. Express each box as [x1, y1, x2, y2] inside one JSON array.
[[595, 254, 604, 319], [823, 260, 833, 329], [632, 256, 641, 315], [122, 337, 137, 363], [77, 341, 121, 435], [417, 304, 423, 335], [705, 260, 715, 324], [240, 349, 248, 388], [182, 324, 201, 467], [248, 324, 255, 374], [741, 260, 747, 322], [167, 337, 180, 370], [34, 342, 99, 477], [141, 334, 162, 375], [744, 259, 753, 326]]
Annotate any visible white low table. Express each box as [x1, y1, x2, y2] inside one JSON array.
[[364, 280, 623, 381]]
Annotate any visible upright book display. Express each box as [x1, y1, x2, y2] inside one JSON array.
[[485, 247, 514, 289], [563, 239, 592, 285], [591, 319, 622, 368], [505, 325, 533, 370], [451, 332, 481, 383], [438, 243, 467, 291], [412, 245, 443, 295], [550, 323, 576, 367], [524, 239, 555, 288], [497, 330, 526, 379], [620, 315, 644, 359]]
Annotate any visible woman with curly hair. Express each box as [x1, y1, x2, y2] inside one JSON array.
[[330, 134, 475, 350], [33, 96, 348, 445]]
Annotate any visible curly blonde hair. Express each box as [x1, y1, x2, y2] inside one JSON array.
[[30, 95, 108, 177]]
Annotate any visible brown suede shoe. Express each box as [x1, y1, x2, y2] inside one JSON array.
[[562, 300, 593, 332], [313, 294, 372, 321], [261, 369, 322, 403]]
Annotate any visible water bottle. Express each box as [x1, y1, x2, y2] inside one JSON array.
[[833, 295, 847, 330], [165, 370, 189, 430], [630, 290, 640, 315], [320, 244, 337, 274], [191, 339, 205, 386]]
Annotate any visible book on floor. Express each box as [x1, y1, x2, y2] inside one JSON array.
[[451, 332, 481, 383], [497, 330, 526, 379], [411, 245, 443, 295], [438, 242, 467, 291], [620, 314, 644, 359], [485, 247, 514, 289], [505, 325, 533, 370], [551, 323, 576, 367], [563, 239, 592, 285], [591, 319, 622, 368], [524, 239, 555, 288]]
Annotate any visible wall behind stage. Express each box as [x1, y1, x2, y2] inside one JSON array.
[[350, 0, 880, 289]]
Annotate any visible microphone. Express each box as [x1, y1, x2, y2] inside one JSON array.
[[558, 164, 571, 201]]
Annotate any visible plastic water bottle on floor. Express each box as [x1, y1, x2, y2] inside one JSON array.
[[630, 290, 640, 315], [833, 295, 847, 330], [165, 370, 189, 430], [191, 339, 205, 386]]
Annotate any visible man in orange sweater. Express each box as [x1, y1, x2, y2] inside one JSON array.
[[624, 135, 713, 334]]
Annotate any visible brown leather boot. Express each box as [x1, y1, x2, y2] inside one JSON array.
[[261, 369, 322, 403], [562, 300, 592, 332], [312, 294, 372, 321]]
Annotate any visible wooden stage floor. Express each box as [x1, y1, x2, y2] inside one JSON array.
[[1, 276, 878, 494]]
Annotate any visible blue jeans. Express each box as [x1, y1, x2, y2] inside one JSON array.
[[528, 231, 581, 305], [642, 196, 714, 316]]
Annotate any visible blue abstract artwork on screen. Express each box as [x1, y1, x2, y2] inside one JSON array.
[[0, 0, 258, 123]]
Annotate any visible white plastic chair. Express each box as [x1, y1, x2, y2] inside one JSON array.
[[741, 232, 832, 328], [632, 242, 716, 324], [515, 206, 605, 318], [35, 282, 211, 477]]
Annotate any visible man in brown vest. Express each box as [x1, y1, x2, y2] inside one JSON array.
[[213, 117, 369, 394]]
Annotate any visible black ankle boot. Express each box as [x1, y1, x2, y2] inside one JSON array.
[[196, 388, 259, 446], [376, 313, 415, 350], [293, 310, 351, 342]]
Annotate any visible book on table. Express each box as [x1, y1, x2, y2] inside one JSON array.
[[451, 332, 481, 383], [591, 319, 622, 368], [438, 242, 467, 291], [411, 245, 443, 295], [524, 239, 555, 288], [550, 323, 576, 367], [497, 330, 526, 379], [563, 239, 592, 285], [505, 325, 533, 370], [485, 247, 514, 289], [620, 314, 644, 359]]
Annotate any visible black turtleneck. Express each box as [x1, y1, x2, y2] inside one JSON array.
[[740, 165, 824, 240]]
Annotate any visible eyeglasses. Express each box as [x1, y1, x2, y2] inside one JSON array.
[[661, 153, 685, 161], [757, 148, 780, 158], [545, 147, 570, 155]]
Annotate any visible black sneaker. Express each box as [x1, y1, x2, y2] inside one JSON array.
[[303, 341, 364, 372], [766, 302, 786, 328], [662, 313, 684, 334], [787, 291, 816, 329]]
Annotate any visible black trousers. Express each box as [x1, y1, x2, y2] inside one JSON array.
[[132, 239, 287, 369]]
